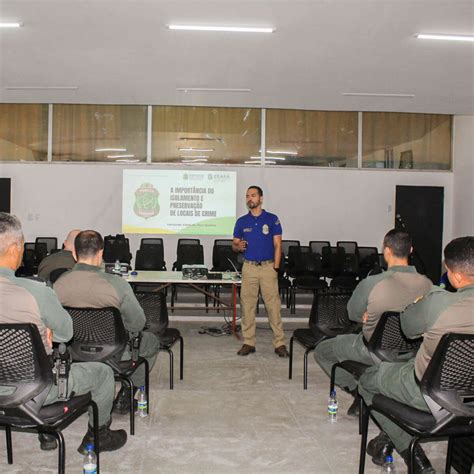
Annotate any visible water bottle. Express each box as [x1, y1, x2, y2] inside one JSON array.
[[381, 454, 396, 473], [83, 443, 97, 474], [114, 259, 121, 273], [137, 386, 148, 418], [328, 390, 338, 421]]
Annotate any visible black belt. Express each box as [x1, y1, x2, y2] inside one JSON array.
[[243, 259, 274, 266]]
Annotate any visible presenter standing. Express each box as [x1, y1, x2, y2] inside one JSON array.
[[232, 186, 288, 357]]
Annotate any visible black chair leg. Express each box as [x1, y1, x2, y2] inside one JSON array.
[[358, 394, 363, 435], [303, 349, 310, 390], [168, 349, 174, 389], [144, 359, 150, 415], [408, 438, 419, 474], [445, 436, 453, 473], [55, 430, 66, 474], [120, 377, 135, 435], [358, 402, 370, 474], [90, 400, 100, 472], [179, 337, 184, 380], [329, 363, 339, 394], [288, 336, 294, 379], [6, 425, 13, 464]]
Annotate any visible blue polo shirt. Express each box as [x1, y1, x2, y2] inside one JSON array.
[[233, 210, 282, 262]]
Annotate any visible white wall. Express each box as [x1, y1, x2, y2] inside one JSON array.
[[452, 115, 474, 237], [0, 161, 453, 268]]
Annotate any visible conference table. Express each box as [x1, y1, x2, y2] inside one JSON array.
[[125, 271, 241, 337]]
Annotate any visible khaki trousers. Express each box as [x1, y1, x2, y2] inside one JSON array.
[[240, 261, 285, 348]]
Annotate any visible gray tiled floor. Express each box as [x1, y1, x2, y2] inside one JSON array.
[[1, 321, 448, 473]]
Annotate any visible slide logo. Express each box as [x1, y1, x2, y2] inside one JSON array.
[[134, 183, 160, 219]]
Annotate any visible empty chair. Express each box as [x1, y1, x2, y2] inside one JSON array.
[[288, 290, 354, 389], [281, 240, 300, 258], [35, 237, 58, 255], [103, 234, 132, 264], [309, 240, 331, 255], [287, 244, 311, 278], [139, 238, 166, 269], [336, 241, 359, 255], [134, 289, 184, 389], [140, 237, 164, 249], [0, 323, 99, 474], [135, 248, 166, 271], [358, 246, 379, 278]]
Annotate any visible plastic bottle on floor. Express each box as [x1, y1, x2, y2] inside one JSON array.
[[83, 443, 97, 474], [138, 386, 148, 418], [327, 390, 338, 421], [381, 454, 396, 473]]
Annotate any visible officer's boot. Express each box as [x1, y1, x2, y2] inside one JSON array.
[[38, 433, 58, 451], [77, 420, 127, 454]]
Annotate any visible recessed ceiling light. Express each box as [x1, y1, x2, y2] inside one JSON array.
[[416, 33, 474, 42], [168, 25, 274, 33], [96, 148, 127, 152], [4, 86, 78, 90], [342, 92, 415, 98], [177, 87, 251, 93], [0, 22, 22, 28], [178, 147, 214, 152]]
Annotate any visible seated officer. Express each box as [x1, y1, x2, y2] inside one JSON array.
[[314, 229, 432, 415], [359, 236, 474, 472], [0, 213, 126, 454], [54, 230, 160, 413], [37, 229, 81, 282]]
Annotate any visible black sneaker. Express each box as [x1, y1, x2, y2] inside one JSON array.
[[112, 385, 137, 415], [367, 431, 394, 466], [77, 422, 127, 455], [38, 433, 57, 451], [401, 444, 436, 473]]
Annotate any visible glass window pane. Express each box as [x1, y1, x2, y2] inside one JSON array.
[[52, 105, 147, 162], [0, 104, 48, 161], [362, 112, 452, 170], [265, 109, 358, 167], [151, 106, 260, 164]]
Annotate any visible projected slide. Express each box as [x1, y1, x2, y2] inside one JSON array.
[[122, 169, 236, 235]]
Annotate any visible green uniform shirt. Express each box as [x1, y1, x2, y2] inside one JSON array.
[[53, 263, 146, 333], [347, 265, 432, 341], [37, 249, 76, 281], [0, 267, 73, 352], [401, 283, 474, 380]]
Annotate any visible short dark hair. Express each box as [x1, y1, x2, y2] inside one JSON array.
[[444, 237, 474, 275], [247, 185, 263, 197], [74, 230, 104, 259], [383, 228, 412, 259]]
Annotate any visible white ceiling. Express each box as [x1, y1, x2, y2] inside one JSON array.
[[0, 0, 473, 114]]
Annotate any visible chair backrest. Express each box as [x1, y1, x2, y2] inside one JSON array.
[[35, 237, 58, 254], [134, 289, 168, 335], [309, 290, 353, 336], [135, 248, 165, 271], [281, 240, 300, 257], [64, 307, 127, 371], [0, 324, 52, 419], [368, 311, 422, 363], [34, 242, 48, 265], [336, 241, 359, 255], [103, 234, 132, 264], [49, 267, 69, 284], [294, 251, 322, 277], [212, 245, 242, 272], [287, 245, 310, 277], [358, 246, 379, 278], [309, 241, 331, 255], [139, 238, 165, 263], [421, 333, 474, 423], [177, 238, 200, 250], [140, 238, 163, 249], [175, 244, 204, 270]]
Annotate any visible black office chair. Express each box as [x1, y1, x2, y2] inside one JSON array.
[[281, 240, 301, 258], [103, 234, 132, 264], [16, 245, 36, 276], [135, 248, 166, 271], [357, 247, 379, 279], [359, 333, 474, 474], [64, 307, 149, 436], [0, 323, 99, 474], [139, 238, 166, 269], [288, 290, 354, 389], [35, 237, 58, 255], [309, 240, 331, 255], [134, 289, 184, 389]]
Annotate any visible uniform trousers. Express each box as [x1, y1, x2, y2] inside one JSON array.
[[314, 333, 374, 392], [240, 261, 285, 348], [358, 360, 429, 453], [44, 362, 114, 427]]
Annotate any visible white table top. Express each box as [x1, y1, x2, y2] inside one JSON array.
[[125, 270, 241, 284]]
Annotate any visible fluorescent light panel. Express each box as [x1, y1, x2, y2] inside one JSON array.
[[417, 33, 474, 42], [266, 150, 297, 155], [178, 147, 214, 152], [180, 155, 209, 159], [107, 154, 135, 159], [5, 86, 78, 90], [342, 92, 415, 98], [168, 25, 274, 33], [250, 156, 285, 161], [181, 158, 208, 163], [0, 22, 22, 28], [177, 87, 251, 93], [96, 148, 127, 152]]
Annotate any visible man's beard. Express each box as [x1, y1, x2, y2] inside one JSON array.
[[247, 201, 258, 209]]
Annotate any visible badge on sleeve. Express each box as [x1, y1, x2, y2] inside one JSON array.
[[262, 224, 269, 235]]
